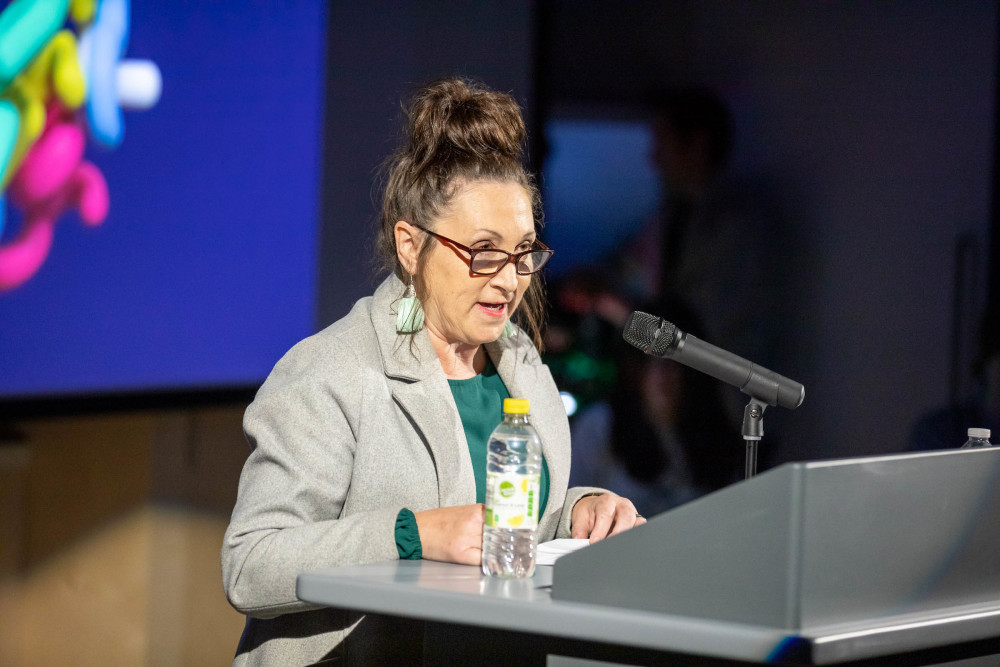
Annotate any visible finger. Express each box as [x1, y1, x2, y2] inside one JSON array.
[[608, 501, 638, 536], [571, 516, 592, 539], [589, 499, 617, 543], [570, 496, 596, 538]]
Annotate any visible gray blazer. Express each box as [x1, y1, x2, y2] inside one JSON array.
[[222, 274, 602, 665]]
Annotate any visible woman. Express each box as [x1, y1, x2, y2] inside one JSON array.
[[222, 78, 644, 664]]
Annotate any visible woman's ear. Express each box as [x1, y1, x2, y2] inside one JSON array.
[[394, 221, 420, 275]]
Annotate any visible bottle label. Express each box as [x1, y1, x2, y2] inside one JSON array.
[[485, 472, 540, 529]]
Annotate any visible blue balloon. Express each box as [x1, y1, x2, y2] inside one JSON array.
[[81, 0, 130, 148]]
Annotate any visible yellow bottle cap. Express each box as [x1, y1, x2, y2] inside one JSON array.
[[503, 398, 530, 414]]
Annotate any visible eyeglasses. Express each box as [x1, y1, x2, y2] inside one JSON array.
[[416, 226, 554, 276]]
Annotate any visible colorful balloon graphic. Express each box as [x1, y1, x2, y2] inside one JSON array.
[[0, 0, 160, 291]]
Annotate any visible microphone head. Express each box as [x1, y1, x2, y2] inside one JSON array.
[[623, 310, 677, 354], [649, 319, 679, 356]]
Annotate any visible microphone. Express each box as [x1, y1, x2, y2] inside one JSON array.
[[623, 311, 804, 410]]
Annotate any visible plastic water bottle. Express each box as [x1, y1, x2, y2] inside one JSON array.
[[482, 398, 542, 578], [960, 428, 992, 449]]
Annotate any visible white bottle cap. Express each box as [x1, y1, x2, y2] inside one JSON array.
[[968, 428, 991, 439]]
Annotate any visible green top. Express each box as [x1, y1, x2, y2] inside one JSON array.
[[395, 357, 550, 559]]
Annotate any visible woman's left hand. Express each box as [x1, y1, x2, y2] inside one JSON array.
[[571, 493, 646, 543]]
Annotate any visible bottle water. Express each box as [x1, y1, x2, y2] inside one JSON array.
[[482, 398, 542, 578], [960, 428, 992, 449]]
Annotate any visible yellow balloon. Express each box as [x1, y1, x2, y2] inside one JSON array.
[[69, 0, 97, 25], [26, 30, 86, 109], [0, 30, 85, 189]]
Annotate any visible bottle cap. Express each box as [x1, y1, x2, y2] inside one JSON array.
[[503, 398, 530, 414], [968, 428, 991, 439]]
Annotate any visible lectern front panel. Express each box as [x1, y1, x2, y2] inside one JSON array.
[[553, 448, 1000, 633]]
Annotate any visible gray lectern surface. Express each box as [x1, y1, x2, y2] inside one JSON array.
[[553, 447, 1000, 663], [298, 560, 790, 663], [297, 449, 1000, 664]]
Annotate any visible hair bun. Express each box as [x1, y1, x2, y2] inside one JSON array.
[[406, 78, 526, 176]]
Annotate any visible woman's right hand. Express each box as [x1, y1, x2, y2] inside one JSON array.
[[414, 503, 485, 565]]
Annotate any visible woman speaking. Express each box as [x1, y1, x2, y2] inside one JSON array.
[[222, 78, 644, 664]]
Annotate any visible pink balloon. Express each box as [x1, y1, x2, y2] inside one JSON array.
[[9, 121, 86, 203], [0, 106, 109, 290], [0, 216, 55, 290], [73, 161, 109, 225]]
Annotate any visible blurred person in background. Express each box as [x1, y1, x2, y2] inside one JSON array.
[[547, 87, 791, 514], [618, 86, 791, 373]]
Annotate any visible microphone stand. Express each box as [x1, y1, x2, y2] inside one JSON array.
[[742, 398, 765, 479]]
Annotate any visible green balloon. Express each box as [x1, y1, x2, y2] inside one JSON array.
[[0, 99, 18, 184], [0, 0, 71, 92]]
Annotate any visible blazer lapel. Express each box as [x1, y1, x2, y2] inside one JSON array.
[[391, 378, 476, 507], [370, 275, 476, 507]]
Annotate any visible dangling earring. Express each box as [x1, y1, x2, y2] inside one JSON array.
[[501, 319, 516, 338], [396, 276, 424, 333]]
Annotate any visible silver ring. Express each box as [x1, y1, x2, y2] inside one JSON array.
[[635, 513, 643, 518]]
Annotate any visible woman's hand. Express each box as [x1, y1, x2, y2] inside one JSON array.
[[414, 504, 485, 565], [571, 493, 646, 543]]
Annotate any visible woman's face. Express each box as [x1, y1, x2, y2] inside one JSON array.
[[419, 181, 535, 348]]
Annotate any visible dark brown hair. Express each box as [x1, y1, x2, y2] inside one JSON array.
[[375, 78, 547, 350]]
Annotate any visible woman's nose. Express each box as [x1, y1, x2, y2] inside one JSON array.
[[490, 260, 519, 292]]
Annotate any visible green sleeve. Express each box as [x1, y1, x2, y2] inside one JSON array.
[[395, 508, 422, 560]]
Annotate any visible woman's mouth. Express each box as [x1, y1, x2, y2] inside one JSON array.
[[477, 302, 507, 318]]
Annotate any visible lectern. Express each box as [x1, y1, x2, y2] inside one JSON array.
[[297, 449, 1000, 664], [553, 447, 1000, 663]]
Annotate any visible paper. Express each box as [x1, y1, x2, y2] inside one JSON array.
[[536, 538, 590, 565]]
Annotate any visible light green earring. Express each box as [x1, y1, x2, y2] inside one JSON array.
[[396, 277, 424, 333], [501, 320, 516, 338]]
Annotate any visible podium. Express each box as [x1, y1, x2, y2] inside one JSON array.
[[553, 447, 1000, 663], [298, 448, 1000, 664]]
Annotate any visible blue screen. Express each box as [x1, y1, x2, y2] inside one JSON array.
[[0, 2, 326, 399], [542, 119, 660, 276]]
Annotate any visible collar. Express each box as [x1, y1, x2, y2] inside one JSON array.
[[370, 273, 534, 384]]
